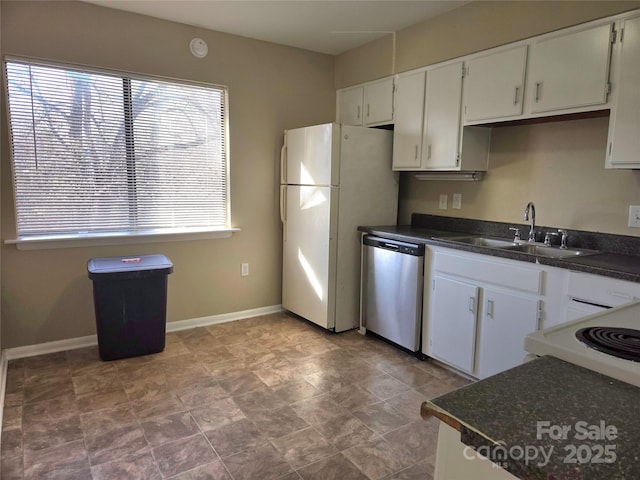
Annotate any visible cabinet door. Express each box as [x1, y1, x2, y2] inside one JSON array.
[[463, 45, 527, 122], [608, 16, 640, 167], [529, 23, 613, 113], [476, 289, 540, 379], [428, 276, 478, 373], [337, 86, 363, 125], [364, 77, 394, 125], [392, 71, 426, 170], [422, 62, 464, 169]]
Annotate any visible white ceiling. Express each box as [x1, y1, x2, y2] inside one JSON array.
[[84, 0, 469, 55]]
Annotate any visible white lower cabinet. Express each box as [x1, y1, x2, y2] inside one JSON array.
[[429, 276, 479, 374], [424, 247, 543, 379], [476, 288, 540, 378], [563, 270, 640, 323], [423, 245, 640, 379]]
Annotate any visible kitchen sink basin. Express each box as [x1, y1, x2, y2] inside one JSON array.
[[436, 235, 601, 259], [436, 236, 519, 248], [505, 244, 601, 258]]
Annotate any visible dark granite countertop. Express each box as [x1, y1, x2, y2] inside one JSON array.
[[421, 356, 640, 480], [359, 215, 640, 283]]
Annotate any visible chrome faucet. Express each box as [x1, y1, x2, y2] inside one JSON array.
[[558, 229, 568, 249], [524, 202, 536, 242]]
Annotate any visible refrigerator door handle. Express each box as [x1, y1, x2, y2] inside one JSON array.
[[280, 138, 287, 185], [280, 185, 287, 224], [280, 186, 287, 242]]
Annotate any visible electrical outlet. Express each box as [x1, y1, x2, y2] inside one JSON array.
[[452, 193, 462, 209], [241, 263, 249, 276], [628, 206, 640, 227], [439, 195, 448, 210]]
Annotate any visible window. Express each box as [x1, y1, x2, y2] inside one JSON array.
[[4, 58, 230, 244]]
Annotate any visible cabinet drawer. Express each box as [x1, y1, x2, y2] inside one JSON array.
[[435, 252, 542, 294], [567, 271, 640, 307]]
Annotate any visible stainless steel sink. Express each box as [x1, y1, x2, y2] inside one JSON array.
[[436, 236, 519, 249], [505, 243, 600, 259], [436, 234, 601, 259]]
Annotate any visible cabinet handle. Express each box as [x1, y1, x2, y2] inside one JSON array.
[[414, 145, 419, 161], [468, 296, 475, 313], [535, 82, 542, 102], [357, 105, 361, 120], [514, 86, 519, 105], [486, 299, 494, 318], [367, 103, 370, 118], [610, 291, 637, 301], [427, 144, 432, 159]]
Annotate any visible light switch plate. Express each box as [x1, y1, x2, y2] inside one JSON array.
[[452, 193, 462, 209], [439, 195, 448, 210], [628, 206, 640, 227]]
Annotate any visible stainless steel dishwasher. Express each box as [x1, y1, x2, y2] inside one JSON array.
[[362, 235, 424, 352]]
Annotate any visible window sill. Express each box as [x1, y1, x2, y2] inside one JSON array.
[[5, 227, 241, 251]]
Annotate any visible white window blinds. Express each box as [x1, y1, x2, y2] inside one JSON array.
[[5, 58, 229, 239]]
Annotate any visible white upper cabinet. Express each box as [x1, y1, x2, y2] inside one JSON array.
[[607, 15, 640, 168], [422, 62, 465, 169], [529, 23, 614, 113], [342, 10, 639, 169], [463, 45, 528, 123], [392, 61, 490, 171], [337, 77, 394, 126], [337, 86, 363, 125], [364, 77, 394, 125], [392, 71, 426, 169]]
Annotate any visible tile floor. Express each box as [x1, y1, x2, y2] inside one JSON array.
[[1, 312, 471, 480]]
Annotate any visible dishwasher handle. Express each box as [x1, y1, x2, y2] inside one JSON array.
[[363, 235, 424, 256]]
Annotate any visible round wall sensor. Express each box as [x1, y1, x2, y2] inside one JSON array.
[[190, 38, 208, 58]]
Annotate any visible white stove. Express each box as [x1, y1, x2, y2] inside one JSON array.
[[525, 300, 640, 388]]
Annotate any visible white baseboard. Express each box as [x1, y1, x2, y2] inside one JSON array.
[[5, 334, 99, 361], [0, 350, 7, 454], [165, 304, 283, 333], [3, 304, 283, 361]]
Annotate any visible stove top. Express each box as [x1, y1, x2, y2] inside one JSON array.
[[576, 326, 640, 362], [525, 301, 640, 387]]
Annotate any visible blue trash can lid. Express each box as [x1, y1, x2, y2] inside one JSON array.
[[88, 254, 173, 277]]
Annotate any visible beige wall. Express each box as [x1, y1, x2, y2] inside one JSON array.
[[334, 34, 394, 89], [336, 1, 640, 87], [399, 117, 640, 235], [0, 1, 335, 348]]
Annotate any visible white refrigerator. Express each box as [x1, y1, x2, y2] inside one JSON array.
[[280, 123, 398, 332]]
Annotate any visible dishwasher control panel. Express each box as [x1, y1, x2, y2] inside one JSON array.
[[362, 235, 424, 256]]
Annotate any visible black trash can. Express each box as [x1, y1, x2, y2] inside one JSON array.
[[87, 254, 173, 361]]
